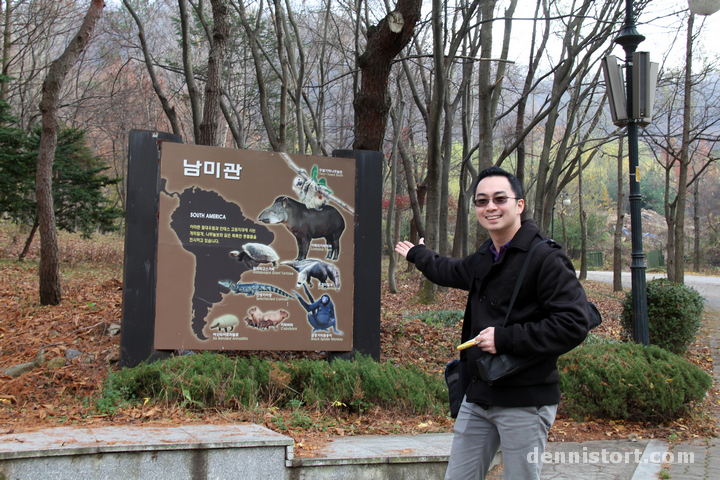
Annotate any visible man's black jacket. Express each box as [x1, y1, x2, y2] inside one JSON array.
[[407, 219, 590, 407]]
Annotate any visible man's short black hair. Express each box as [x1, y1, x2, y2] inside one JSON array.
[[474, 166, 524, 200]]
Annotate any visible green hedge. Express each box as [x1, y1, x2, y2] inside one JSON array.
[[559, 343, 711, 422], [98, 353, 447, 415], [621, 278, 704, 354]]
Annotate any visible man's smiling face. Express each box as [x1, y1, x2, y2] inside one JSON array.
[[474, 175, 524, 244]]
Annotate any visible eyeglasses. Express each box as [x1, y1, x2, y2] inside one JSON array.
[[473, 196, 518, 207]]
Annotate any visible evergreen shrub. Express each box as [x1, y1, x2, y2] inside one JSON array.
[[558, 343, 711, 422], [621, 278, 704, 354], [99, 353, 447, 415]]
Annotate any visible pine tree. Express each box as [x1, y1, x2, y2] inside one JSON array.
[[0, 123, 123, 257]]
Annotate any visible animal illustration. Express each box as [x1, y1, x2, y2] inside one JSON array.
[[294, 284, 342, 334], [244, 307, 290, 330], [293, 174, 330, 210], [230, 243, 280, 268], [280, 153, 354, 214], [210, 314, 240, 332], [281, 259, 341, 290], [245, 307, 262, 327], [258, 196, 345, 261], [218, 280, 293, 299]]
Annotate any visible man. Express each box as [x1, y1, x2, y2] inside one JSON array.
[[395, 166, 590, 479]]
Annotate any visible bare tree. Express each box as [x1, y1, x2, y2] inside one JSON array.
[[531, 1, 620, 233], [353, 0, 420, 151], [644, 13, 720, 283], [233, 0, 289, 151], [178, 0, 201, 142], [613, 137, 625, 292], [501, 0, 549, 195], [672, 11, 694, 284], [122, 0, 181, 136], [577, 147, 587, 281], [36, 0, 104, 305], [198, 0, 230, 146], [1, 0, 15, 101], [386, 85, 404, 293]]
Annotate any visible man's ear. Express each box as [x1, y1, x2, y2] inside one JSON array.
[[516, 198, 525, 214]]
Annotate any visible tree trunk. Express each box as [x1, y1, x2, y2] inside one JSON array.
[[123, 0, 181, 137], [613, 137, 625, 292], [476, 0, 494, 172], [271, 0, 288, 152], [219, 94, 244, 148], [178, 0, 202, 143], [473, 0, 495, 248], [512, 1, 549, 196], [693, 178, 700, 272], [439, 96, 453, 257], [386, 98, 404, 294], [1, 0, 12, 101], [233, 0, 283, 151], [453, 32, 480, 259], [18, 218, 39, 262], [489, 0, 516, 117], [665, 202, 677, 282], [673, 12, 695, 285], [416, 0, 446, 303], [198, 0, 230, 146], [578, 158, 587, 281], [452, 156, 470, 258], [36, 0, 104, 305], [398, 139, 426, 240], [353, 0, 420, 151], [408, 182, 426, 272]]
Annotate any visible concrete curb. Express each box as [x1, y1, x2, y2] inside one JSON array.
[[630, 439, 669, 479]]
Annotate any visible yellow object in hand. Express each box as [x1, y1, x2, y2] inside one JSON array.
[[456, 339, 477, 351]]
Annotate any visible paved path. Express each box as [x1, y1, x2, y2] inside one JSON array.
[[584, 271, 720, 312]]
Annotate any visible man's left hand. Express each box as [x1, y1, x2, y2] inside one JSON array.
[[474, 327, 496, 354]]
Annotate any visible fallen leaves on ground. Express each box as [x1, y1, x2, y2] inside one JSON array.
[[0, 230, 717, 457]]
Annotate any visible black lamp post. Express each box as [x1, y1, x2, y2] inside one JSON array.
[[614, 0, 650, 345]]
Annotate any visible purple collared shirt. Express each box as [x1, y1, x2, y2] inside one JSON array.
[[489, 242, 511, 262]]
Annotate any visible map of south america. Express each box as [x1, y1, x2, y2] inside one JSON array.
[[163, 186, 274, 340]]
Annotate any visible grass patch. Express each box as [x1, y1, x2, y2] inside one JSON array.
[[408, 309, 464, 327]]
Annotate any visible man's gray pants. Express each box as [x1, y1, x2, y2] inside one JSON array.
[[444, 398, 557, 480]]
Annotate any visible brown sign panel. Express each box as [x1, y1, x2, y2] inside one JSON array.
[[154, 143, 355, 351]]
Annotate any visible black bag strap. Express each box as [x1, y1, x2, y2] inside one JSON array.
[[503, 239, 548, 327]]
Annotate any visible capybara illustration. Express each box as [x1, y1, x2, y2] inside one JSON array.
[[244, 307, 290, 330]]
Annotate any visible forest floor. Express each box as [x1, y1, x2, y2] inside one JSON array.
[[0, 227, 717, 456]]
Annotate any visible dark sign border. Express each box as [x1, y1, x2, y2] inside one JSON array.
[[120, 131, 381, 367]]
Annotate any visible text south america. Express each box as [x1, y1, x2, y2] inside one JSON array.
[[190, 212, 227, 219]]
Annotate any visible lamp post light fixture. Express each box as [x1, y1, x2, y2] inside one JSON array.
[[601, 0, 654, 346], [688, 0, 720, 15]]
